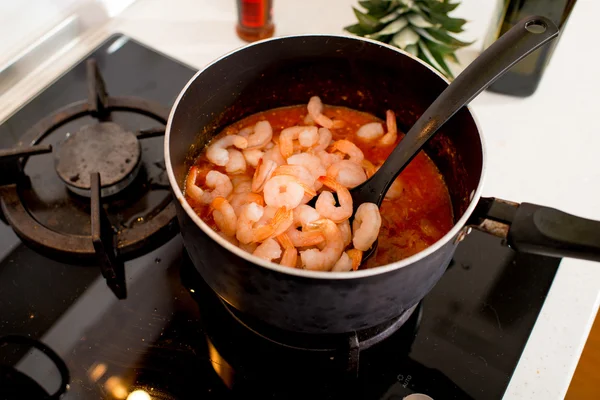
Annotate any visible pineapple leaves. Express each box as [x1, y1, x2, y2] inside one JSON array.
[[345, 0, 470, 79]]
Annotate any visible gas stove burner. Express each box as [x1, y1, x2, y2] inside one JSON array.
[[222, 300, 419, 353], [55, 122, 142, 197], [0, 58, 177, 299]]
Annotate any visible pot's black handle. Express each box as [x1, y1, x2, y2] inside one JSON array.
[[470, 198, 600, 262]]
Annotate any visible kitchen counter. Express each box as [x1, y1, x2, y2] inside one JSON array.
[[1, 0, 599, 398]]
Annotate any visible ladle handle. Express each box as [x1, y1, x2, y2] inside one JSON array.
[[373, 16, 559, 201]]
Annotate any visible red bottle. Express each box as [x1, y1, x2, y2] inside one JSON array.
[[236, 0, 275, 42]]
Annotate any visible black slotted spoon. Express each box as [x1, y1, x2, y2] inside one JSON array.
[[348, 16, 559, 264]]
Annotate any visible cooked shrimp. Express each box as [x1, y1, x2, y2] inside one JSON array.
[[316, 150, 343, 169], [218, 231, 239, 246], [273, 165, 315, 188], [254, 207, 294, 242], [338, 220, 352, 247], [385, 177, 404, 200], [185, 166, 205, 204], [247, 120, 273, 149], [279, 126, 319, 158], [263, 175, 314, 209], [326, 160, 367, 188], [239, 242, 258, 254], [236, 202, 264, 244], [312, 127, 332, 152], [243, 148, 264, 168], [252, 158, 277, 193], [300, 218, 344, 271], [206, 135, 248, 166], [286, 228, 324, 247], [187, 169, 233, 204], [238, 126, 254, 137], [330, 140, 364, 163], [253, 238, 281, 261], [315, 176, 353, 223], [298, 127, 319, 148], [379, 110, 398, 146], [332, 252, 353, 272], [229, 192, 264, 215], [361, 159, 378, 178], [276, 233, 298, 268], [356, 122, 384, 141], [352, 203, 382, 251], [346, 249, 363, 270], [263, 146, 286, 166], [231, 175, 252, 193], [211, 197, 237, 237], [307, 96, 335, 129], [225, 149, 247, 174], [303, 113, 315, 125], [287, 153, 326, 189]]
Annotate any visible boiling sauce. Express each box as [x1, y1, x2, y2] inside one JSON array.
[[186, 105, 454, 269]]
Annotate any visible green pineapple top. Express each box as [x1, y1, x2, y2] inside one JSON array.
[[345, 0, 472, 79]]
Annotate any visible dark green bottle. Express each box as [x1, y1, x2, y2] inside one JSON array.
[[484, 0, 577, 97]]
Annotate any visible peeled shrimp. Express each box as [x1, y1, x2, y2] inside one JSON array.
[[356, 122, 384, 141], [300, 218, 344, 271], [332, 252, 353, 272], [285, 205, 324, 247], [238, 126, 254, 137], [263, 146, 286, 166], [211, 197, 237, 237], [276, 233, 298, 268], [330, 140, 364, 163], [245, 120, 273, 149], [279, 126, 319, 158], [385, 178, 404, 200], [315, 176, 353, 223], [232, 175, 252, 193], [327, 160, 367, 188], [206, 135, 248, 166], [236, 202, 264, 244], [229, 192, 264, 215], [312, 127, 332, 152], [338, 219, 352, 247], [253, 206, 294, 242], [352, 203, 382, 251], [379, 110, 398, 146], [287, 153, 326, 189], [273, 165, 315, 188], [316, 150, 343, 169], [263, 175, 315, 209], [187, 168, 233, 204], [225, 149, 247, 174], [218, 231, 239, 246], [253, 238, 281, 261], [307, 96, 339, 129], [243, 148, 264, 168], [252, 159, 277, 193], [347, 249, 363, 271]]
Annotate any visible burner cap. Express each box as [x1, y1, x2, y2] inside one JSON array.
[[55, 122, 141, 197]]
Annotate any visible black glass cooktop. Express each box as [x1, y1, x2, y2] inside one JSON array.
[[0, 35, 560, 400]]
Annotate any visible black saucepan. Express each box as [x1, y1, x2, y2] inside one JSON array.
[[165, 34, 600, 334]]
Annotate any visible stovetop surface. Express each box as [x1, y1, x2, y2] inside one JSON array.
[[0, 35, 560, 400]]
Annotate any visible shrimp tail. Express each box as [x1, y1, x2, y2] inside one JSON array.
[[254, 207, 293, 242], [346, 249, 363, 271]]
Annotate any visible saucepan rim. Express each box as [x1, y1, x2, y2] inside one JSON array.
[[165, 33, 487, 280]]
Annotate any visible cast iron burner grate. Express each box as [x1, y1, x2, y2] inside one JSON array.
[[0, 59, 177, 299]]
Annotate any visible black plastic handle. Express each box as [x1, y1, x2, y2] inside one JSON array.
[[509, 203, 600, 262], [470, 198, 600, 262], [355, 16, 560, 208]]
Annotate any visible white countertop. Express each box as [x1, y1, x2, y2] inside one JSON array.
[[1, 0, 599, 398]]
